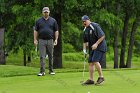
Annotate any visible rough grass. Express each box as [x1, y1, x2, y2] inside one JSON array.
[[6, 51, 140, 69]]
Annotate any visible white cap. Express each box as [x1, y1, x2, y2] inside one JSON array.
[[42, 7, 50, 12]]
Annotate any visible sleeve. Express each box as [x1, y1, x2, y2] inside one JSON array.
[[95, 24, 105, 38], [34, 21, 39, 32]]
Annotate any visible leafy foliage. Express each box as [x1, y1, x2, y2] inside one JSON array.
[[62, 43, 75, 53], [134, 27, 140, 56], [62, 22, 82, 51]]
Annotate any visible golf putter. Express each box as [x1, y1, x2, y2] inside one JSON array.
[[34, 46, 38, 59], [80, 54, 87, 84], [35, 46, 37, 52]]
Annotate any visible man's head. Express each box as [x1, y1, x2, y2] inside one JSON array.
[[81, 15, 91, 27], [42, 7, 50, 18]]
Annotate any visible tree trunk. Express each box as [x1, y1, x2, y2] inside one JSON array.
[[28, 52, 31, 63], [23, 50, 26, 66], [28, 56, 31, 63], [113, 30, 119, 68], [113, 1, 120, 69], [53, 0, 62, 68], [0, 28, 5, 65], [126, 16, 139, 68], [120, 11, 129, 68]]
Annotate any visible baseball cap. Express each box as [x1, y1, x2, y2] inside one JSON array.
[[81, 15, 89, 21], [42, 7, 50, 13]]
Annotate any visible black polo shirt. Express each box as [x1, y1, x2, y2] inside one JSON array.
[[35, 16, 58, 40], [83, 22, 107, 52]]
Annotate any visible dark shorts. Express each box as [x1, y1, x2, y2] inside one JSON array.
[[88, 50, 104, 63]]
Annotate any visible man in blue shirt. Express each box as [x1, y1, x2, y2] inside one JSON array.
[[34, 7, 59, 76], [82, 15, 107, 85]]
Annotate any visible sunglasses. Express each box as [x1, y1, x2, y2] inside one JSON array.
[[44, 11, 48, 13]]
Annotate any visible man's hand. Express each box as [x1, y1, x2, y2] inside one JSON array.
[[83, 49, 87, 55], [54, 39, 58, 46], [34, 39, 38, 47], [91, 43, 98, 50]]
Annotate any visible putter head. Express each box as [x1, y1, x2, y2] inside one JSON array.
[[80, 81, 84, 83], [80, 81, 86, 85]]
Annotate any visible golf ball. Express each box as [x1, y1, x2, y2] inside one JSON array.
[[88, 91, 90, 93]]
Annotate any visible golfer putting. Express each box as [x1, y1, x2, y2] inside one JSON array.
[[81, 15, 107, 85]]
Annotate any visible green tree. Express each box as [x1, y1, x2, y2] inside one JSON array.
[[101, 0, 123, 68], [119, 0, 135, 68], [8, 3, 35, 66], [0, 0, 16, 64], [126, 0, 140, 68]]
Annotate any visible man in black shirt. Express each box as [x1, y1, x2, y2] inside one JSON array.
[[34, 7, 59, 76], [82, 15, 107, 85]]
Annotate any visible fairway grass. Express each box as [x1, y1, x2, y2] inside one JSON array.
[[0, 68, 140, 93]]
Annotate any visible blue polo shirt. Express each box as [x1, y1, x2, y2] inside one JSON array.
[[35, 16, 58, 40], [83, 22, 107, 52]]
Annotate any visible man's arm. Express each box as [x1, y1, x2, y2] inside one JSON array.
[[34, 30, 38, 47], [83, 42, 88, 54], [54, 31, 59, 45], [96, 35, 105, 45], [92, 35, 105, 50]]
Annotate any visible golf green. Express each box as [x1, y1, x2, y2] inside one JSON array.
[[0, 70, 140, 93]]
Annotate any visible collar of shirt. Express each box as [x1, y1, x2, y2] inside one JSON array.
[[43, 16, 50, 20]]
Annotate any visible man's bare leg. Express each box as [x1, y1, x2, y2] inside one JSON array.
[[95, 62, 103, 77], [89, 63, 94, 80]]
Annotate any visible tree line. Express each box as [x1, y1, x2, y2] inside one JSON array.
[[0, 0, 140, 68]]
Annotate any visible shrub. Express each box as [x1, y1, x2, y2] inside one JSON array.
[[62, 22, 83, 51], [62, 43, 75, 53], [62, 52, 84, 61]]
